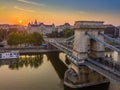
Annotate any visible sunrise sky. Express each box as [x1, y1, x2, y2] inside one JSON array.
[[0, 0, 120, 26]]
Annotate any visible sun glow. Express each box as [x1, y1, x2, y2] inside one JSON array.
[[18, 20, 23, 24]]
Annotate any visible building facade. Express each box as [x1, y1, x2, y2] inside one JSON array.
[[28, 20, 55, 36], [117, 26, 120, 38], [0, 24, 26, 32], [104, 24, 119, 38], [56, 23, 73, 33]]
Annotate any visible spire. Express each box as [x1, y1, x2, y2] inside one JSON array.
[[34, 19, 37, 25], [28, 22, 31, 25]]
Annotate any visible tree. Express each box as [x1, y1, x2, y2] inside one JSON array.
[[7, 32, 18, 46], [7, 32, 24, 46], [7, 31, 43, 46], [63, 28, 73, 38], [16, 32, 24, 46], [24, 33, 34, 46], [0, 37, 2, 42], [46, 31, 58, 38], [0, 28, 6, 41], [0, 29, 3, 42], [31, 32, 43, 45]]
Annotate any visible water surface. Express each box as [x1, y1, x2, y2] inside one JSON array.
[[0, 52, 119, 90]]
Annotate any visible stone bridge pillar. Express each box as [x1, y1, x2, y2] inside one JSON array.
[[73, 21, 105, 60]]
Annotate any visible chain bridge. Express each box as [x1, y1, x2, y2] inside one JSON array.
[[48, 21, 120, 84]]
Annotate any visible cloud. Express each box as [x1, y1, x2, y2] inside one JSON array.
[[17, 0, 45, 6], [76, 11, 86, 14], [14, 6, 35, 12]]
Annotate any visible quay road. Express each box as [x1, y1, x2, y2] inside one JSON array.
[[0, 46, 61, 54]]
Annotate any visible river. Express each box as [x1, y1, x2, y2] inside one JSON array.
[[0, 52, 120, 90]]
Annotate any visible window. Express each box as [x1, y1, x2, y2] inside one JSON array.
[[10, 53, 12, 57]]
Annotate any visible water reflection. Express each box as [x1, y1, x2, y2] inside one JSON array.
[[0, 52, 119, 90], [0, 54, 44, 70], [0, 53, 68, 80], [0, 59, 18, 66]]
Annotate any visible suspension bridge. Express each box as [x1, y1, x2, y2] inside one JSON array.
[[48, 21, 120, 84]]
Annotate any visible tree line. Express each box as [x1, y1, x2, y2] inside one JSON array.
[[47, 28, 74, 38], [7, 32, 43, 46], [0, 28, 21, 42]]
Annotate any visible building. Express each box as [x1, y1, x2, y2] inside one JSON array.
[[0, 24, 26, 32], [28, 20, 55, 36], [56, 23, 73, 33], [117, 26, 120, 38], [0, 24, 9, 30], [104, 24, 119, 38]]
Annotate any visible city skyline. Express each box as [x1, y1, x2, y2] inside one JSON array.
[[0, 0, 120, 26]]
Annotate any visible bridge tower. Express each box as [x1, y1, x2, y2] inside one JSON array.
[[73, 21, 105, 60]]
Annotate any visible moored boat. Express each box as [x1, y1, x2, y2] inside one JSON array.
[[0, 51, 19, 60]]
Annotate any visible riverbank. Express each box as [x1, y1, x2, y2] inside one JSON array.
[[0, 47, 61, 54]]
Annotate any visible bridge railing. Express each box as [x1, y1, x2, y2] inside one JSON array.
[[57, 42, 73, 50], [88, 57, 120, 72]]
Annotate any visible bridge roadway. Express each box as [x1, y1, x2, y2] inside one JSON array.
[[85, 59, 120, 83], [49, 41, 120, 84]]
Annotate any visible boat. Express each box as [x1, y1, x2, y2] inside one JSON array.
[[64, 67, 110, 90], [0, 51, 19, 60]]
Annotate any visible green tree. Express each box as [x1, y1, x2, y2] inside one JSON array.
[[23, 34, 29, 46], [16, 32, 24, 46], [0, 29, 3, 42], [7, 32, 43, 46], [7, 32, 24, 46], [23, 33, 34, 46], [0, 28, 7, 41], [46, 31, 58, 38], [7, 32, 18, 46], [31, 32, 43, 45], [0, 37, 2, 42], [63, 28, 73, 38]]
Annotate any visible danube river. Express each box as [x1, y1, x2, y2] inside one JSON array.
[[0, 52, 120, 90]]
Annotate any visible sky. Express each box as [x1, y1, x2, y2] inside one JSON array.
[[0, 0, 120, 26]]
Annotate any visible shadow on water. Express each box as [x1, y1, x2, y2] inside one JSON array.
[[46, 53, 108, 90], [64, 83, 109, 90], [0, 54, 44, 70], [46, 52, 68, 80], [0, 53, 110, 90]]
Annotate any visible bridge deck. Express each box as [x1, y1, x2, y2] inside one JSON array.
[[85, 59, 120, 84], [49, 35, 120, 84]]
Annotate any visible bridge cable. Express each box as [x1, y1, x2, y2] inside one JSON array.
[[65, 35, 74, 41], [99, 32, 120, 45], [86, 32, 120, 53]]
